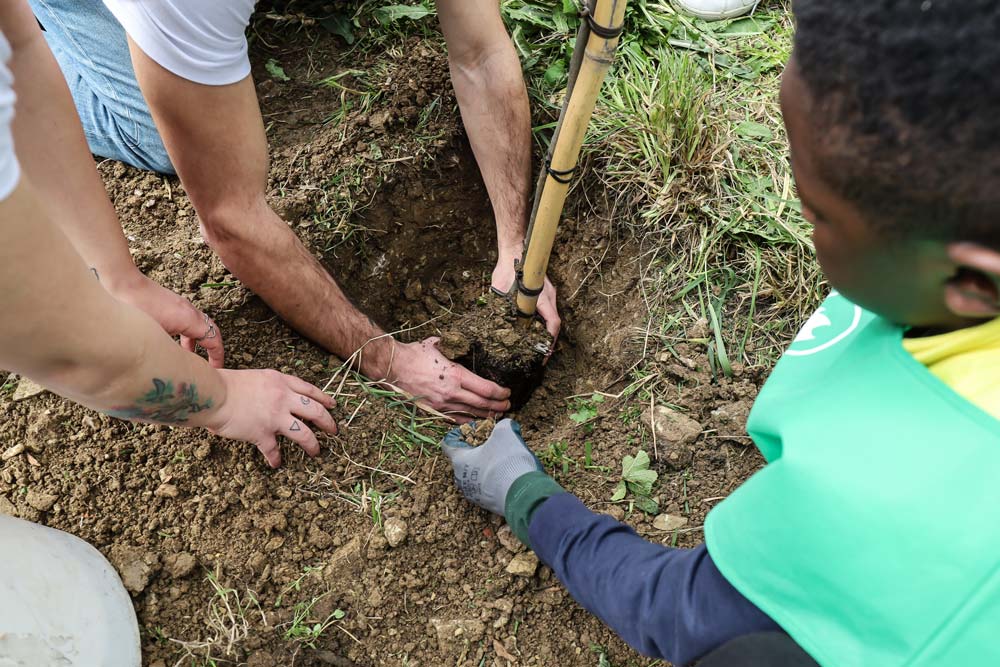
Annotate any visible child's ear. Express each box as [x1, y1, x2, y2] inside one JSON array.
[[944, 242, 1000, 319]]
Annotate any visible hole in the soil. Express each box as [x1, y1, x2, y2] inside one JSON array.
[[321, 144, 641, 416], [325, 148, 497, 332], [325, 148, 553, 407]]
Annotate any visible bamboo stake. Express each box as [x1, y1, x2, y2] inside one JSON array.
[[514, 0, 628, 318]]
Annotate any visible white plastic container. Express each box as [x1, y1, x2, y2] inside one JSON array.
[[0, 514, 141, 666]]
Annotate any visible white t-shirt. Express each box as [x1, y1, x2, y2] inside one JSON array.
[[103, 0, 257, 86], [0, 32, 20, 202]]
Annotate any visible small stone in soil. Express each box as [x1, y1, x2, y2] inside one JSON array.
[[12, 378, 46, 402], [505, 551, 539, 578], [2, 443, 24, 461], [644, 404, 703, 469], [652, 514, 688, 532], [644, 404, 703, 445], [384, 517, 408, 547], [497, 524, 525, 554]]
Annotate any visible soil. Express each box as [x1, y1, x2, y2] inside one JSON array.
[[438, 295, 552, 410], [458, 420, 497, 448], [0, 24, 768, 667]]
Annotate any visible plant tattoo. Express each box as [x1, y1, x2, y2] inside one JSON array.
[[107, 379, 213, 424]]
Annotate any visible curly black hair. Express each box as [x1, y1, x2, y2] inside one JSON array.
[[792, 0, 1000, 245]]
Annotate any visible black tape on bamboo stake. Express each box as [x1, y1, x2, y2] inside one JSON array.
[[579, 5, 625, 39]]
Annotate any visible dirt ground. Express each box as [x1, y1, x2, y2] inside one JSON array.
[[0, 27, 767, 667]]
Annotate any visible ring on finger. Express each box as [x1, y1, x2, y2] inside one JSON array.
[[196, 313, 218, 342]]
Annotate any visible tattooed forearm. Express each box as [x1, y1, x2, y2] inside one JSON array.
[[106, 378, 213, 424]]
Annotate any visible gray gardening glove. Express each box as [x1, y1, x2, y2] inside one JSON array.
[[441, 419, 544, 517]]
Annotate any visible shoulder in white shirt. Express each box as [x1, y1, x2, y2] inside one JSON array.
[[103, 0, 257, 86], [0, 31, 20, 201]]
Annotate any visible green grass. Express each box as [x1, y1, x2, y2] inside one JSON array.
[[282, 593, 346, 647], [167, 569, 263, 666]]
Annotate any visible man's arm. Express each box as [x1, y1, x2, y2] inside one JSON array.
[[436, 0, 560, 338], [0, 0, 223, 367], [126, 43, 510, 419]]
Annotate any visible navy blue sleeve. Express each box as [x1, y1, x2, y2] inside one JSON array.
[[528, 492, 781, 666]]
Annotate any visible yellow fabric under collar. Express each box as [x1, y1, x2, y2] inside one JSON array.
[[903, 316, 1000, 418]]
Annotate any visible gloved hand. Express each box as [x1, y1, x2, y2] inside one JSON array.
[[441, 419, 544, 517]]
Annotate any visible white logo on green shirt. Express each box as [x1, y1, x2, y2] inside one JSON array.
[[787, 292, 863, 357]]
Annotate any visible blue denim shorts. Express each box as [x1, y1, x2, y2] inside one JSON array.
[[29, 0, 174, 174]]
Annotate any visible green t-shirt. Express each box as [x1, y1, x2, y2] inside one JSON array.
[[706, 292, 1000, 666]]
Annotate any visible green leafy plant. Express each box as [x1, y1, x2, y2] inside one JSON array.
[[373, 3, 434, 24], [569, 393, 605, 432], [611, 449, 659, 514], [590, 643, 614, 667], [320, 12, 356, 44], [539, 440, 574, 474], [283, 594, 345, 647], [265, 58, 290, 81]]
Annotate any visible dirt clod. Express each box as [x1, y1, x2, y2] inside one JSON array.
[[25, 490, 57, 512], [497, 524, 525, 554], [164, 552, 198, 579], [308, 524, 334, 549], [154, 483, 178, 499], [710, 399, 754, 433], [431, 618, 486, 654], [437, 330, 470, 359], [458, 419, 495, 447], [110, 546, 160, 595], [324, 536, 363, 581]]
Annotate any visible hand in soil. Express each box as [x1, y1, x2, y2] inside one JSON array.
[[391, 338, 511, 422], [203, 369, 337, 468], [108, 272, 225, 368], [492, 257, 561, 341], [442, 419, 543, 516]]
